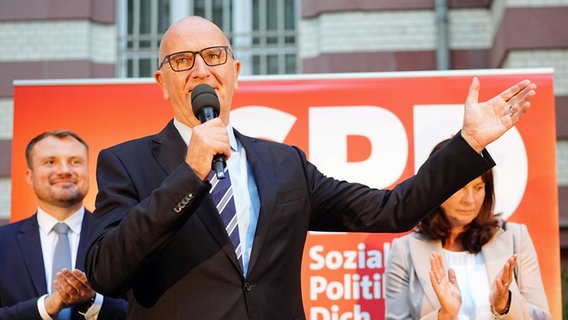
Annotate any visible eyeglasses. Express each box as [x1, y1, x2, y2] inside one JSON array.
[[159, 46, 234, 72]]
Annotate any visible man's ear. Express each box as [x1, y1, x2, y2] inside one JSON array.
[[154, 70, 170, 100], [233, 60, 241, 90], [25, 168, 33, 186]]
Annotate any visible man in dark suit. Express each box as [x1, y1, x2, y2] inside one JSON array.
[[0, 130, 127, 319], [85, 16, 537, 319]]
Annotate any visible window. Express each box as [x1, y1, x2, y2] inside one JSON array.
[[117, 0, 298, 77]]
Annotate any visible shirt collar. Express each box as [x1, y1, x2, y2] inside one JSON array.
[[37, 206, 85, 236], [173, 118, 238, 152]]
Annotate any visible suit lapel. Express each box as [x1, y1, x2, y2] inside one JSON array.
[[235, 131, 277, 274], [482, 228, 512, 284], [152, 120, 188, 175], [408, 235, 442, 310], [17, 215, 48, 295], [76, 211, 93, 270]]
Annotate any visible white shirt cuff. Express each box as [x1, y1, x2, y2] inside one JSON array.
[[82, 293, 104, 320], [37, 294, 55, 320]]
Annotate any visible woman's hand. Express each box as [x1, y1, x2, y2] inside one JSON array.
[[490, 255, 517, 314], [429, 252, 461, 320]]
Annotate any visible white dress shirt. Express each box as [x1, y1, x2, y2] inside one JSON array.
[[36, 207, 103, 320], [443, 249, 492, 320]]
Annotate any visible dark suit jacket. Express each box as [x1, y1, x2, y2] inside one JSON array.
[[85, 120, 494, 320], [0, 211, 127, 320]]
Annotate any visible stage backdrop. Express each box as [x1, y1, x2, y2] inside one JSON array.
[[12, 69, 559, 319]]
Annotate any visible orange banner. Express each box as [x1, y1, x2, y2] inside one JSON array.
[[12, 69, 559, 318]]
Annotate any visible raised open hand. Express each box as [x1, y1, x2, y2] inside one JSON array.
[[461, 77, 537, 153], [429, 252, 461, 319], [490, 255, 517, 315]]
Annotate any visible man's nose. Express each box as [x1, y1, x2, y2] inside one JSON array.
[[191, 54, 210, 76], [56, 162, 73, 173]]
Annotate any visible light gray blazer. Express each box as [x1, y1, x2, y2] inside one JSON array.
[[385, 222, 551, 319]]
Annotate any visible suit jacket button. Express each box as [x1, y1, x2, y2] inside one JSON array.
[[244, 282, 254, 292], [181, 193, 193, 205]]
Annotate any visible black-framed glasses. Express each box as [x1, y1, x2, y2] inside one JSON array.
[[159, 46, 234, 72]]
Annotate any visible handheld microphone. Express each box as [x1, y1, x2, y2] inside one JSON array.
[[191, 83, 226, 179]]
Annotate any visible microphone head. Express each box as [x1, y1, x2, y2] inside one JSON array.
[[191, 84, 220, 118]]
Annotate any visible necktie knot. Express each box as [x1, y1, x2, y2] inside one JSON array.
[[53, 222, 70, 235]]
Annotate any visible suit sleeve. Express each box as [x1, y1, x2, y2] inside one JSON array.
[[0, 299, 42, 320], [384, 237, 414, 320], [85, 147, 210, 296], [308, 131, 495, 232], [98, 296, 128, 320]]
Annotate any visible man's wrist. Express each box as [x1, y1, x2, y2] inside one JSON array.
[[460, 130, 484, 154], [77, 296, 96, 316]]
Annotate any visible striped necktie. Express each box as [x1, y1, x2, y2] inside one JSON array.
[[52, 222, 72, 320], [209, 169, 243, 268]]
